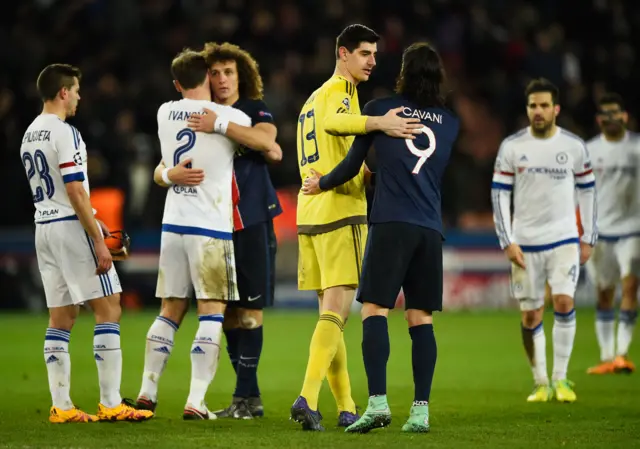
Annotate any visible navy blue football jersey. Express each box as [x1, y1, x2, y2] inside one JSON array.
[[319, 95, 459, 235], [232, 98, 282, 230]]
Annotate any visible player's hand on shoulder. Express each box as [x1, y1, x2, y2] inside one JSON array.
[[505, 243, 526, 269], [94, 239, 113, 275], [168, 158, 205, 186], [302, 168, 323, 195], [579, 241, 593, 265], [380, 106, 423, 139], [187, 108, 216, 133]]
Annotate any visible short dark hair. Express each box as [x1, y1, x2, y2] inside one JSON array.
[[395, 42, 448, 109], [598, 92, 625, 111], [524, 78, 559, 104], [170, 48, 209, 90], [36, 64, 81, 102], [335, 24, 380, 59]]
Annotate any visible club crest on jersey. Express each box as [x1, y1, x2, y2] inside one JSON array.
[[342, 97, 350, 110], [556, 152, 568, 164]]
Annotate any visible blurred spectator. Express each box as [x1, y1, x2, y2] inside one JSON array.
[[1, 0, 638, 231]]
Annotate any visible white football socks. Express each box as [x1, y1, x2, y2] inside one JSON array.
[[186, 314, 223, 410], [616, 310, 638, 357], [552, 309, 576, 381], [595, 308, 615, 361], [44, 328, 73, 410], [139, 316, 179, 402], [94, 322, 122, 408], [530, 322, 549, 385]]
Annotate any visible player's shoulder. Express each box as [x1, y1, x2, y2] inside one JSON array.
[[323, 75, 356, 97], [585, 133, 601, 148], [558, 127, 586, 148], [232, 98, 274, 123], [627, 131, 640, 145], [500, 127, 529, 148]]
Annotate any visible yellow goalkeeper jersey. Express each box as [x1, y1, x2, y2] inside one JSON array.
[[296, 74, 369, 234]]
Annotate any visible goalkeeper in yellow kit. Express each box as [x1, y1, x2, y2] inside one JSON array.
[[291, 24, 423, 431]]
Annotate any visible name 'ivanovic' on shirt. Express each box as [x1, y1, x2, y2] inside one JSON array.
[[491, 127, 598, 251], [167, 110, 204, 121]]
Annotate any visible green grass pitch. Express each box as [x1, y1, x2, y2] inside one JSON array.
[[0, 309, 638, 448]]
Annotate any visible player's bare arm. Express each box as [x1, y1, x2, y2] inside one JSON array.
[[153, 158, 204, 187], [65, 181, 112, 274], [187, 108, 280, 153]]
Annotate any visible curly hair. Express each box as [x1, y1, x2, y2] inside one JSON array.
[[202, 42, 264, 100]]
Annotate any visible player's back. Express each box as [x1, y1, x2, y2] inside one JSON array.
[[297, 75, 367, 230], [158, 99, 250, 236], [364, 95, 459, 234], [587, 131, 640, 235], [20, 113, 88, 223], [503, 127, 590, 245]]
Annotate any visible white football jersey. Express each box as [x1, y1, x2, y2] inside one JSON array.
[[158, 99, 251, 237], [586, 131, 640, 237], [20, 114, 88, 224], [491, 127, 597, 249]]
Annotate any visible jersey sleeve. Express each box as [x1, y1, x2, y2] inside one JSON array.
[[319, 133, 372, 191], [55, 123, 85, 183], [323, 81, 368, 136], [491, 140, 515, 249], [573, 140, 597, 245], [246, 99, 275, 125]]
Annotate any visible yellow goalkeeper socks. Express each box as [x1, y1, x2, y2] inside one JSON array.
[[327, 332, 356, 414], [300, 311, 344, 411]]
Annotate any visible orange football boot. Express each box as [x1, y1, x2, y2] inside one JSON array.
[[586, 360, 616, 374], [613, 355, 635, 374], [97, 399, 154, 422], [49, 406, 98, 423]]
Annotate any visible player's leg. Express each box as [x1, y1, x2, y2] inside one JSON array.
[[548, 244, 580, 402], [136, 298, 189, 410], [613, 238, 639, 372], [136, 232, 191, 410], [55, 220, 151, 422], [585, 241, 618, 374], [218, 221, 275, 419], [183, 298, 226, 419], [399, 226, 442, 433], [183, 235, 237, 419], [222, 308, 241, 374], [513, 251, 552, 401], [294, 225, 364, 430], [327, 225, 366, 426], [291, 233, 324, 429], [346, 223, 411, 434], [37, 223, 96, 423]]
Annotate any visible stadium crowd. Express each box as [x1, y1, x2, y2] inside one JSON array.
[[1, 0, 639, 230]]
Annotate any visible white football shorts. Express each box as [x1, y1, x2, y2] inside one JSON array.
[[156, 231, 238, 301], [510, 243, 580, 311], [585, 237, 640, 289], [35, 217, 122, 308]]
